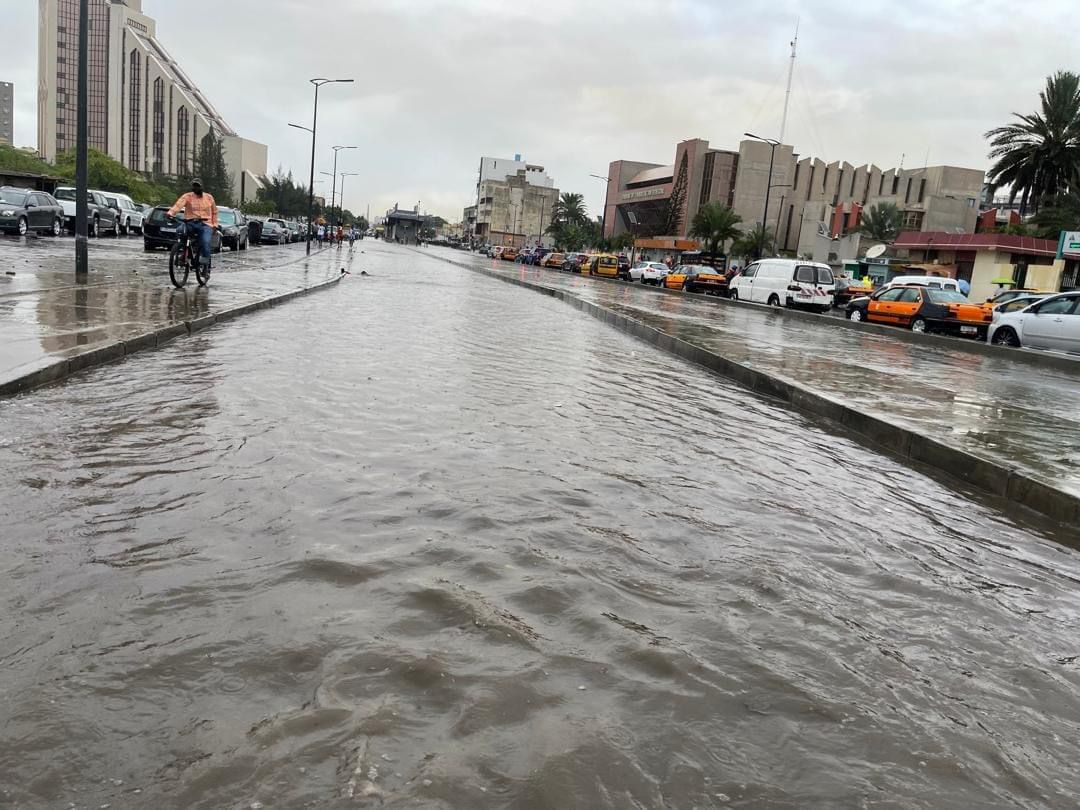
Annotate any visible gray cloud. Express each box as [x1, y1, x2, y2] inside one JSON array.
[[8, 0, 1077, 220]]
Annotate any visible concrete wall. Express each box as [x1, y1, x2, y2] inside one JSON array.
[[0, 81, 12, 145], [222, 135, 267, 204], [968, 252, 1065, 302]]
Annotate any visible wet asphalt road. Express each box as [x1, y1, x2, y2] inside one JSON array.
[[2, 242, 1080, 809], [448, 250, 1080, 499]]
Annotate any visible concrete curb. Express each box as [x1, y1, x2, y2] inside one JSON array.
[[458, 253, 1080, 375], [428, 251, 1078, 526], [0, 273, 342, 400]]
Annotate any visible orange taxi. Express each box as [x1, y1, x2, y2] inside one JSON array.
[[845, 285, 992, 338], [665, 264, 730, 295], [500, 246, 519, 261]]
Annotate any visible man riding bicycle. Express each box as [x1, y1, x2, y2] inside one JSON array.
[[167, 179, 218, 274]]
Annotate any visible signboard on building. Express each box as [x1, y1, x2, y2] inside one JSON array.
[[1057, 230, 1080, 259]]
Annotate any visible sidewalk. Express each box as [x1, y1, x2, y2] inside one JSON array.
[[0, 238, 349, 395]]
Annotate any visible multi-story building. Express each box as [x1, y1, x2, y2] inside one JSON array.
[[36, 0, 266, 202], [0, 81, 13, 146], [470, 156, 558, 248], [603, 138, 985, 257]]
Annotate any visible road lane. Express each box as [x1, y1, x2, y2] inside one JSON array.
[[1, 242, 1078, 807]]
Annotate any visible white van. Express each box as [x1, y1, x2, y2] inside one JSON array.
[[881, 275, 961, 293], [730, 259, 835, 312]]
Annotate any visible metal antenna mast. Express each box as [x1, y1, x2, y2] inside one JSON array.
[[778, 19, 799, 145]]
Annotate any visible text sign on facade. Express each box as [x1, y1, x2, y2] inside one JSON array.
[[1057, 231, 1080, 259]]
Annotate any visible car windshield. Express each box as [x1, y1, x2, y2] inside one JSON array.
[[925, 289, 969, 304], [54, 188, 77, 201], [816, 267, 834, 284], [218, 210, 236, 225], [147, 208, 172, 223], [0, 190, 29, 206]]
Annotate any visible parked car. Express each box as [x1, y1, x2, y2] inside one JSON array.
[[667, 264, 732, 295], [880, 275, 962, 293], [529, 247, 551, 266], [987, 291, 1080, 352], [730, 259, 835, 312], [991, 294, 1051, 315], [639, 262, 672, 285], [285, 221, 303, 243], [833, 276, 875, 307], [617, 254, 631, 277], [584, 254, 620, 278], [102, 192, 145, 235], [500, 246, 519, 261], [540, 252, 565, 268], [628, 262, 665, 283], [987, 288, 1050, 307], [53, 187, 119, 236], [260, 218, 289, 245], [847, 285, 992, 337], [217, 207, 249, 251], [0, 187, 65, 236], [142, 205, 223, 252]]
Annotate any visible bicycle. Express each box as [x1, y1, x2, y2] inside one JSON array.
[[168, 217, 214, 289]]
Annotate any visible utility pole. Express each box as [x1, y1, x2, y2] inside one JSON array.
[[745, 133, 780, 260], [75, 0, 89, 279]]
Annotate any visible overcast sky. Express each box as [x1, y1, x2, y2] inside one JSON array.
[[6, 0, 1076, 220]]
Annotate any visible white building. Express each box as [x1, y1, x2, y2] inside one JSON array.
[[37, 0, 266, 202], [478, 155, 553, 188]]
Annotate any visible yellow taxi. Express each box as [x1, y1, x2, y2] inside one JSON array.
[[846, 285, 992, 338], [589, 254, 620, 278], [576, 254, 597, 274], [540, 252, 565, 268], [666, 264, 729, 294], [500, 246, 519, 262]]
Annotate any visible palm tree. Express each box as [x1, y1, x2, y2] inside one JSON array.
[[858, 202, 902, 241], [731, 225, 773, 262], [985, 71, 1080, 216], [550, 192, 588, 226], [689, 202, 742, 258], [1031, 190, 1080, 238]]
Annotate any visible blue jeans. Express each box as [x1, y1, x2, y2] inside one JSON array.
[[182, 220, 213, 267]]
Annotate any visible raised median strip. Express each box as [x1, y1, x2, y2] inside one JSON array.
[[0, 274, 343, 400], [428, 251, 1078, 526]]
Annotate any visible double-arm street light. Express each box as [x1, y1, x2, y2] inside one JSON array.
[[329, 146, 357, 227], [290, 78, 353, 255], [338, 172, 358, 223], [745, 132, 781, 259]]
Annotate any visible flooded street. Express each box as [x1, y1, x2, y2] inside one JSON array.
[[2, 242, 1079, 808]]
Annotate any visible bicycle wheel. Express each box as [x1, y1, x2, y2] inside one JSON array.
[[169, 242, 190, 289], [196, 263, 209, 287]]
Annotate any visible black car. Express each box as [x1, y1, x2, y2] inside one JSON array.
[[259, 218, 289, 245], [247, 217, 264, 245], [617, 254, 631, 277], [0, 187, 65, 236], [142, 206, 222, 252], [217, 207, 249, 251], [52, 187, 120, 236]]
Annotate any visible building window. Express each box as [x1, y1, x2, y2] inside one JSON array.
[[904, 177, 912, 204], [699, 151, 716, 206], [892, 174, 900, 194], [902, 210, 924, 230], [152, 78, 164, 175], [919, 178, 927, 202], [850, 171, 857, 197], [806, 165, 815, 200], [793, 161, 801, 191], [176, 106, 189, 173], [128, 49, 141, 168]]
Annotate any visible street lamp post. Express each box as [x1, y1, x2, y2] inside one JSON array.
[[745, 133, 781, 260], [769, 183, 791, 253], [329, 146, 357, 227], [590, 173, 610, 241], [75, 0, 89, 278], [297, 78, 353, 255], [338, 172, 358, 224]]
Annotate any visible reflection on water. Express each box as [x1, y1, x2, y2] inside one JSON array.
[[1, 244, 1078, 808]]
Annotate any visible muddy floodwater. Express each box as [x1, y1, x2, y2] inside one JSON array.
[[1, 243, 1079, 809]]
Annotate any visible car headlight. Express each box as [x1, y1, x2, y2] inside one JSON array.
[[0, 210, 14, 217]]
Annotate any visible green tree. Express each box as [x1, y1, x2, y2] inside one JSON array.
[[731, 225, 774, 262], [255, 168, 310, 218], [1031, 190, 1080, 238], [689, 202, 742, 258], [550, 192, 588, 227], [54, 148, 174, 204], [985, 71, 1080, 216], [858, 202, 903, 241], [185, 129, 234, 206], [610, 232, 635, 251], [0, 144, 60, 175], [661, 152, 689, 236]]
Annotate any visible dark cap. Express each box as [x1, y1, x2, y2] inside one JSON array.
[[191, 178, 203, 187]]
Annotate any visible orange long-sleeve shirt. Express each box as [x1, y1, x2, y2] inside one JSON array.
[[168, 191, 218, 227]]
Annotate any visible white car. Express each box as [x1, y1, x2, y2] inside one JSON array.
[[633, 262, 670, 285], [102, 192, 145, 235], [729, 258, 835, 312], [987, 291, 1080, 353]]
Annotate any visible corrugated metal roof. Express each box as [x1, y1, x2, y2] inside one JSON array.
[[893, 231, 1059, 257]]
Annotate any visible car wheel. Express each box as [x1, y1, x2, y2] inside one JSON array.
[[768, 294, 781, 307], [90, 217, 99, 237], [730, 289, 739, 301], [118, 219, 127, 236], [15, 217, 28, 236], [992, 326, 1020, 348], [911, 317, 928, 333], [143, 241, 154, 252], [240, 237, 247, 251], [848, 308, 863, 322], [51, 218, 62, 236]]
